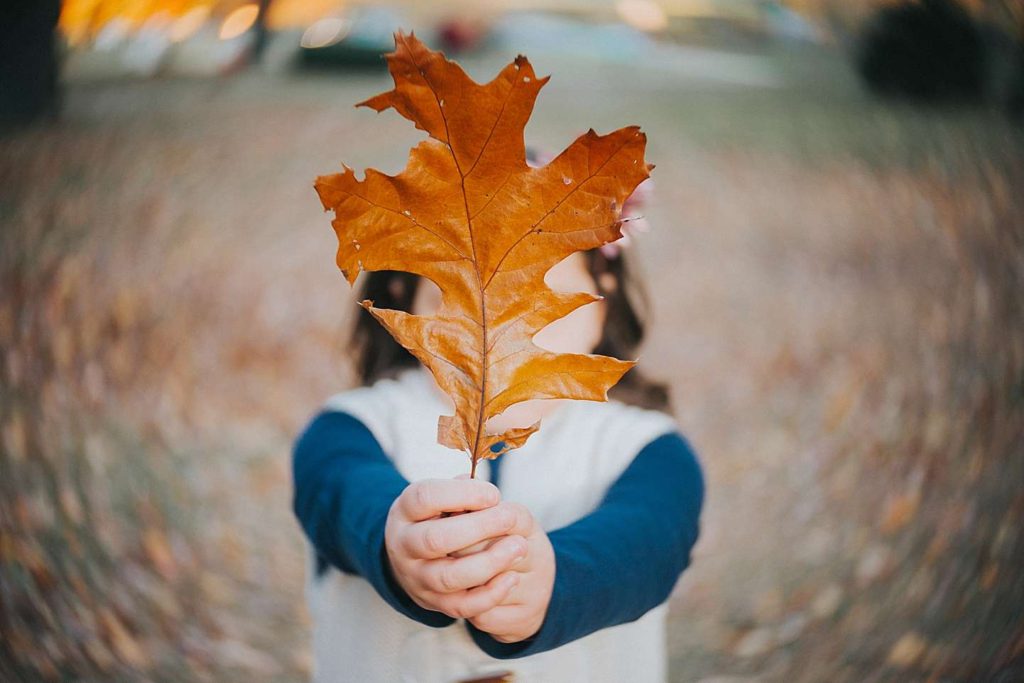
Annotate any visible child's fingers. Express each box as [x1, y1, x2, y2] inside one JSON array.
[[403, 502, 523, 559], [399, 479, 500, 521], [448, 503, 536, 559], [439, 571, 519, 620], [502, 501, 536, 539], [421, 535, 527, 593], [468, 604, 529, 639]]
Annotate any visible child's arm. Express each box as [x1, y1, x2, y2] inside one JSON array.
[[293, 411, 703, 654], [466, 432, 704, 658], [293, 410, 529, 623], [293, 410, 451, 626]]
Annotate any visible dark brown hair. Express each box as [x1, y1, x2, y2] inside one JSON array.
[[350, 245, 669, 411]]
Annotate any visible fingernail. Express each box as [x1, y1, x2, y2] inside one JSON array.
[[485, 485, 500, 505]]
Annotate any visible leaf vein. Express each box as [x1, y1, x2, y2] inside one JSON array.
[[482, 135, 635, 289]]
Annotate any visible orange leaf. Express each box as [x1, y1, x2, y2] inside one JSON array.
[[315, 32, 650, 474]]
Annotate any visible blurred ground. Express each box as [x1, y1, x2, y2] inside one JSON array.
[[1, 43, 1023, 682]]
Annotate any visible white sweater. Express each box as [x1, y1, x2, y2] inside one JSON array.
[[306, 367, 678, 683]]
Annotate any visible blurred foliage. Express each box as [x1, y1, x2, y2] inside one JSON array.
[[858, 0, 988, 102], [854, 0, 1024, 118]]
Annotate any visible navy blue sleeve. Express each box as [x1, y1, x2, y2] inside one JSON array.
[[465, 431, 705, 659], [291, 410, 455, 628]]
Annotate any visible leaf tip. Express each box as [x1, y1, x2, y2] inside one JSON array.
[[355, 95, 386, 112]]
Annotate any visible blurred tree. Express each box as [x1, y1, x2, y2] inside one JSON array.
[[857, 0, 987, 102], [251, 0, 273, 61], [854, 0, 1024, 117], [0, 0, 61, 129]]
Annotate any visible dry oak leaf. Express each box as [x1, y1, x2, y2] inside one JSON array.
[[315, 31, 653, 475]]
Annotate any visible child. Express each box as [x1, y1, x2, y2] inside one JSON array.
[[292, 157, 704, 682]]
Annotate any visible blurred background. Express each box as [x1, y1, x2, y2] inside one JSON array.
[[1, 0, 1023, 681]]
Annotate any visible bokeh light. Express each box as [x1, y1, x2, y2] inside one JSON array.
[[218, 4, 259, 41]]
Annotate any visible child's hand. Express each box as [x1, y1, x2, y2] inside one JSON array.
[[468, 503, 555, 644], [384, 479, 531, 620]]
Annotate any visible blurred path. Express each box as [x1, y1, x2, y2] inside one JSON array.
[[1, 47, 1022, 682]]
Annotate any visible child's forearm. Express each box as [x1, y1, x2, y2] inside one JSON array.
[[466, 431, 705, 659], [292, 410, 455, 627]]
